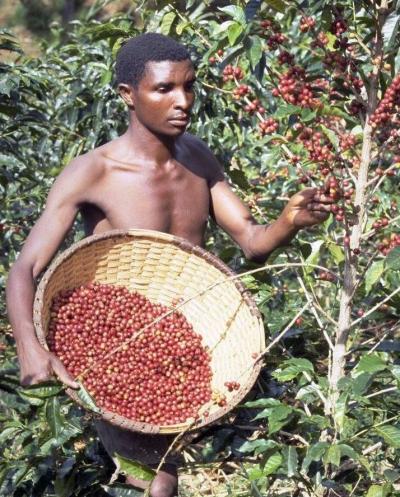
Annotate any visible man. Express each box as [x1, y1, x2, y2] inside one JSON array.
[[6, 33, 334, 497]]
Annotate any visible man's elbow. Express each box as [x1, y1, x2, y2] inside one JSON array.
[[242, 246, 269, 264], [7, 259, 36, 290]]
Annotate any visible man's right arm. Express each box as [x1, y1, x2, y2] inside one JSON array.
[[6, 155, 99, 388]]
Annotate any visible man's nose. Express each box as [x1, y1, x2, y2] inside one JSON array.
[[174, 89, 193, 110]]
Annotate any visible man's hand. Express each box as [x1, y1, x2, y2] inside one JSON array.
[[18, 341, 79, 389], [280, 186, 336, 229]]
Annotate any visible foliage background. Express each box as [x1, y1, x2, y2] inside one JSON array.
[[1, 0, 400, 496]]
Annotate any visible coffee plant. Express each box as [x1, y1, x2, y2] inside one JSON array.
[[1, 0, 400, 495]]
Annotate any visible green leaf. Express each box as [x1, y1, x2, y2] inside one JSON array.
[[357, 354, 387, 374], [320, 125, 339, 151], [263, 452, 283, 476], [351, 372, 373, 396], [239, 439, 279, 455], [218, 6, 246, 24], [272, 358, 314, 381], [300, 108, 317, 123], [274, 104, 300, 119], [102, 483, 144, 496], [21, 382, 63, 398], [253, 404, 292, 422], [366, 484, 392, 497], [75, 382, 101, 413], [244, 398, 281, 408], [248, 36, 263, 70], [176, 20, 190, 35], [18, 391, 45, 406], [375, 425, 400, 448], [382, 13, 400, 50], [334, 393, 349, 434], [246, 465, 264, 481], [160, 12, 176, 35], [268, 405, 294, 434], [338, 444, 359, 461], [264, 0, 288, 13], [115, 454, 156, 481], [386, 247, 400, 270], [304, 240, 324, 275], [383, 469, 400, 483], [323, 444, 341, 467], [302, 442, 329, 471], [365, 260, 385, 294], [46, 397, 63, 438], [227, 22, 243, 45], [327, 241, 344, 264]]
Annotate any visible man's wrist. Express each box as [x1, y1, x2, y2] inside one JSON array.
[[15, 332, 41, 351], [275, 210, 301, 236]]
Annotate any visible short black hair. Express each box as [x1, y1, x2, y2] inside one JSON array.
[[115, 32, 191, 87]]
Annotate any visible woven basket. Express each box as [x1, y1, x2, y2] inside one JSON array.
[[33, 229, 265, 434]]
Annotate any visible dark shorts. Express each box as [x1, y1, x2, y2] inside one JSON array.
[[95, 419, 182, 470]]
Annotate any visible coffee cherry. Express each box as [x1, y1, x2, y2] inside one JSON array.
[[300, 16, 315, 33], [259, 117, 278, 135]]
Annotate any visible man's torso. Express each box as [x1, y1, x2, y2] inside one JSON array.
[[76, 133, 222, 246]]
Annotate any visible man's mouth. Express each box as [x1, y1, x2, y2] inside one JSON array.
[[168, 115, 190, 126]]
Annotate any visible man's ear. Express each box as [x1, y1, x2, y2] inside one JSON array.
[[118, 83, 135, 109]]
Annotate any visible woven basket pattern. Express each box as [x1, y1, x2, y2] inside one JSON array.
[[33, 229, 265, 434]]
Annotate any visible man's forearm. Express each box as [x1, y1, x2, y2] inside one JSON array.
[[245, 214, 300, 263], [6, 263, 41, 351]]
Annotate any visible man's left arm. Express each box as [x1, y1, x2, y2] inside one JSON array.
[[188, 135, 334, 261], [210, 177, 334, 262]]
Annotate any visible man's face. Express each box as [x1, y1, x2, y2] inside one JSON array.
[[130, 59, 196, 137]]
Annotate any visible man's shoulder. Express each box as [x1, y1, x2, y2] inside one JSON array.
[[180, 133, 224, 178], [181, 132, 212, 154], [62, 146, 107, 181]]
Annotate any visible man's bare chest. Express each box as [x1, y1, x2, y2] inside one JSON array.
[[81, 162, 211, 245]]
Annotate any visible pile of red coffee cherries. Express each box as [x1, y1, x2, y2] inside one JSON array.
[[47, 282, 213, 425]]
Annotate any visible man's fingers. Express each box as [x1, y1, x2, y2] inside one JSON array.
[[52, 359, 79, 389], [307, 203, 333, 212], [21, 371, 52, 386], [312, 193, 335, 203]]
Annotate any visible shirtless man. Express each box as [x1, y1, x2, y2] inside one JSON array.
[[6, 33, 334, 497]]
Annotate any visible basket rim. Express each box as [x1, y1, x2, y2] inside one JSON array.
[[33, 228, 265, 434]]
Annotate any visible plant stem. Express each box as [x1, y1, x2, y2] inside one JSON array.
[[328, 10, 384, 410]]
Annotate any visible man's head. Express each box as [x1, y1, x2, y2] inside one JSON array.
[[116, 33, 196, 137], [116, 32, 191, 88]]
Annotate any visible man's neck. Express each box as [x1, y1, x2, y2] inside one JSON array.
[[123, 115, 177, 167]]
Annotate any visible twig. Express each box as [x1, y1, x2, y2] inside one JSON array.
[[279, 430, 310, 446], [296, 275, 335, 349], [367, 330, 389, 354], [350, 286, 400, 327], [350, 414, 398, 440], [362, 213, 400, 240], [201, 81, 232, 94], [362, 441, 382, 455]]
